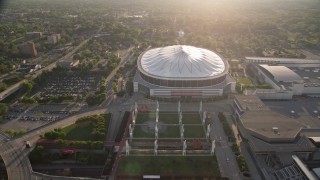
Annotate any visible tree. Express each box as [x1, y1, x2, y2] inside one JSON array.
[[29, 145, 47, 164], [0, 82, 7, 92], [0, 103, 8, 119], [22, 82, 34, 95]]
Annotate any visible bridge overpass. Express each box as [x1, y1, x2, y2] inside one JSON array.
[[0, 80, 26, 101]]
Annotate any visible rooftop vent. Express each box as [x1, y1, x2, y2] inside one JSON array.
[[272, 127, 280, 135]]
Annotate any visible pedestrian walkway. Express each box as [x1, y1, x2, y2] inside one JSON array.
[[225, 114, 262, 180], [210, 112, 241, 180]]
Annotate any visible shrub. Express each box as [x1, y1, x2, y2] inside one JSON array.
[[44, 129, 66, 139], [237, 155, 249, 172]]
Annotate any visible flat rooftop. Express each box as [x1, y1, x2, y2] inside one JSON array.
[[236, 95, 320, 152], [245, 57, 320, 64], [248, 134, 315, 152], [241, 110, 304, 142], [234, 95, 270, 112], [290, 67, 320, 86]]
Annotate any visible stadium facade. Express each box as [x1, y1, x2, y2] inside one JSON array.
[[133, 45, 235, 98]]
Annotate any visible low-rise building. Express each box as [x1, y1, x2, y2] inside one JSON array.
[[20, 42, 37, 57], [234, 95, 316, 153], [244, 57, 320, 99], [26, 32, 43, 39], [47, 34, 61, 44], [233, 94, 320, 180]]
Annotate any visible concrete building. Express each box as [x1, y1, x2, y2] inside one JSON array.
[[47, 34, 61, 44], [20, 42, 37, 57], [26, 32, 43, 39], [133, 45, 236, 98], [234, 95, 316, 152], [233, 94, 320, 180], [245, 57, 320, 99]]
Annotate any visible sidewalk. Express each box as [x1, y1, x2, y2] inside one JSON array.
[[225, 114, 262, 180], [210, 112, 241, 180]]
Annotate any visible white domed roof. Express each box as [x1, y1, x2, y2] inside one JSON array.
[[139, 45, 226, 79]]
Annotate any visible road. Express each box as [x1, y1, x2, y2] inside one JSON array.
[[0, 139, 33, 180], [0, 79, 27, 101], [0, 26, 104, 101], [105, 46, 134, 83], [0, 107, 109, 180]]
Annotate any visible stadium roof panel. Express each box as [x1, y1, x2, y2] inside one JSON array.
[[140, 45, 226, 79]]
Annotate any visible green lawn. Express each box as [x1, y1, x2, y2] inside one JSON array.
[[136, 112, 156, 124], [62, 114, 111, 141], [136, 112, 200, 125], [132, 125, 181, 139], [63, 121, 94, 140], [132, 112, 205, 139], [160, 125, 180, 138], [181, 113, 202, 124], [184, 125, 206, 138], [236, 77, 253, 86], [117, 156, 220, 176], [136, 112, 178, 124], [132, 125, 155, 138]]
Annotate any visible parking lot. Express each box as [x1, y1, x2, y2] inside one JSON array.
[[2, 104, 81, 131], [39, 75, 101, 99], [264, 97, 320, 128]]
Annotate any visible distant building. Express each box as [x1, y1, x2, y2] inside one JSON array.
[[26, 32, 43, 39], [20, 42, 37, 57], [47, 34, 61, 44], [47, 35, 57, 44], [245, 57, 320, 99]]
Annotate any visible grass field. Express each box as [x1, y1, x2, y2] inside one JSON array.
[[132, 125, 155, 138], [132, 112, 205, 139], [117, 156, 220, 176], [136, 112, 179, 124], [236, 77, 253, 86], [63, 121, 94, 140], [237, 77, 252, 85], [180, 113, 202, 124], [184, 125, 206, 138], [62, 114, 111, 141], [136, 112, 201, 125]]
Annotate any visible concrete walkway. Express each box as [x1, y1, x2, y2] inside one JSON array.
[[210, 112, 242, 180], [225, 114, 262, 180]]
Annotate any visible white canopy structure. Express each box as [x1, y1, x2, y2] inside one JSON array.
[[139, 45, 226, 80]]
